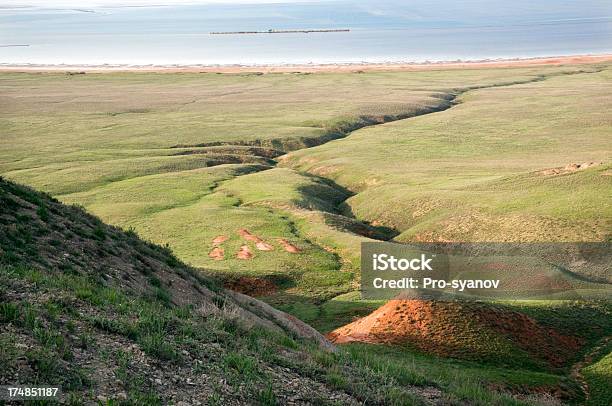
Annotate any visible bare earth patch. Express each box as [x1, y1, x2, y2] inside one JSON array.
[[237, 228, 274, 251], [238, 228, 261, 242], [539, 161, 602, 176], [236, 245, 253, 260], [208, 246, 224, 261], [255, 241, 274, 251], [212, 235, 229, 245]]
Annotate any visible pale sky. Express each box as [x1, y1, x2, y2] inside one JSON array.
[[2, 0, 328, 7]]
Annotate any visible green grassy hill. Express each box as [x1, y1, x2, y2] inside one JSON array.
[[4, 177, 610, 405], [0, 177, 448, 405], [582, 341, 612, 406]]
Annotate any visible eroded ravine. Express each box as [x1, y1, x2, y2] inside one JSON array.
[[174, 67, 604, 248]]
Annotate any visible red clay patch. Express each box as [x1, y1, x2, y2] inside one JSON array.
[[238, 229, 275, 251], [255, 241, 274, 251], [224, 276, 277, 297], [236, 245, 253, 260], [277, 238, 300, 253], [238, 228, 262, 242], [327, 299, 582, 368], [208, 247, 224, 261], [212, 235, 228, 245]]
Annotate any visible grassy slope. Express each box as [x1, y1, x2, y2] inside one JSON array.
[[0, 177, 447, 405], [283, 69, 612, 244], [61, 164, 340, 278], [1, 177, 574, 405], [582, 343, 612, 406]]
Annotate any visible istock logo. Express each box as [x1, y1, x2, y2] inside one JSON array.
[[372, 253, 434, 271]]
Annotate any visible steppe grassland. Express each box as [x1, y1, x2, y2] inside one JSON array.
[[0, 67, 584, 174], [1, 64, 611, 403], [1, 65, 610, 304], [0, 66, 586, 277], [282, 68, 612, 243]]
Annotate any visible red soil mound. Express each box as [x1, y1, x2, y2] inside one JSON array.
[[237, 229, 274, 251], [277, 238, 300, 253], [224, 276, 277, 297], [327, 300, 582, 368], [238, 228, 262, 242], [208, 247, 224, 260], [212, 235, 228, 245], [255, 241, 274, 251], [236, 245, 253, 260], [237, 230, 298, 253]]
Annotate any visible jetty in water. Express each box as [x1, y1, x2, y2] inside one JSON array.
[[210, 29, 350, 35]]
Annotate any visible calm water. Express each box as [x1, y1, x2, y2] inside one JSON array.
[[1, 0, 612, 65]]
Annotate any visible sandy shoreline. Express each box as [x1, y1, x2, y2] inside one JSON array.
[[1, 54, 611, 74]]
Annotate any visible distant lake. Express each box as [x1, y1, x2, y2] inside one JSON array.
[[1, 0, 611, 65]]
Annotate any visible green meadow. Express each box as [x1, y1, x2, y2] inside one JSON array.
[[282, 68, 612, 244], [1, 63, 611, 402]]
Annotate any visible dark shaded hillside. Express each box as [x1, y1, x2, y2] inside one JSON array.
[[0, 177, 437, 405]]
